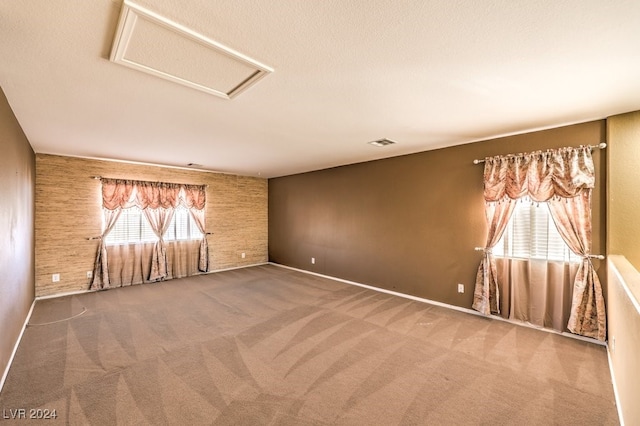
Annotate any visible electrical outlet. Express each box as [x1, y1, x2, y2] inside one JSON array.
[[52, 273, 60, 282], [311, 257, 315, 264], [457, 283, 464, 293], [87, 271, 93, 279], [241, 252, 246, 259]]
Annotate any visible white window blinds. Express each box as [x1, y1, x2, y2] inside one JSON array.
[[493, 200, 580, 263], [105, 206, 203, 245]]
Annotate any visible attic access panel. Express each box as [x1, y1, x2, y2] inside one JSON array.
[[110, 0, 273, 99]]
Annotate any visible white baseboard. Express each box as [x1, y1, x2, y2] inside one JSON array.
[[268, 262, 605, 346], [36, 288, 93, 300], [607, 346, 625, 426], [204, 262, 269, 275], [270, 262, 481, 315], [0, 299, 36, 394], [34, 263, 270, 300]]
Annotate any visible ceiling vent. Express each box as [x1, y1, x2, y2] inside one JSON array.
[[110, 0, 273, 100], [368, 138, 398, 147]]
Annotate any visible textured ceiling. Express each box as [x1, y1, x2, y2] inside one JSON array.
[[1, 0, 640, 178]]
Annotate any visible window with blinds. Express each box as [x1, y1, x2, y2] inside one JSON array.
[[493, 200, 580, 263], [105, 206, 203, 245]]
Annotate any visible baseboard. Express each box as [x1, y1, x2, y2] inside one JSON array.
[[34, 263, 270, 301], [0, 299, 36, 394], [270, 262, 482, 315], [269, 262, 606, 346], [204, 262, 269, 275], [607, 346, 625, 426], [36, 288, 94, 300]]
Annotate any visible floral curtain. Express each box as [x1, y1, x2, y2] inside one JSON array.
[[90, 178, 208, 290], [143, 207, 175, 281], [184, 185, 209, 272], [89, 207, 122, 290], [548, 191, 606, 340], [472, 199, 516, 315], [473, 146, 606, 340]]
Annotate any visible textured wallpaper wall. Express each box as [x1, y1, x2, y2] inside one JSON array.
[[35, 154, 267, 297]]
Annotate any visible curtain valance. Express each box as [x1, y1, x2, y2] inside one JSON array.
[[101, 178, 206, 210], [473, 144, 606, 341], [483, 146, 595, 202], [92, 177, 209, 291]]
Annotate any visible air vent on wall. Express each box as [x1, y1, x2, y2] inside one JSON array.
[[368, 138, 398, 147], [110, 0, 273, 100]]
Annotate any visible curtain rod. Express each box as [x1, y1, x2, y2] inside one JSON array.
[[473, 247, 605, 260], [90, 176, 208, 188], [86, 232, 214, 240], [472, 142, 607, 165]]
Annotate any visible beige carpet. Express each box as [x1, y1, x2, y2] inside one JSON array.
[[0, 264, 618, 425]]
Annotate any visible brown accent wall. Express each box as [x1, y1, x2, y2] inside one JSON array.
[[35, 155, 267, 297], [0, 88, 35, 382], [269, 120, 607, 309]]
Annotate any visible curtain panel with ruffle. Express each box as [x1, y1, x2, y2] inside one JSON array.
[[90, 178, 208, 290], [472, 146, 606, 341]]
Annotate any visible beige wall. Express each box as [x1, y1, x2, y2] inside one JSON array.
[[269, 120, 607, 309], [0, 88, 35, 384], [607, 256, 640, 425], [606, 110, 640, 426], [35, 154, 267, 297], [607, 110, 640, 270]]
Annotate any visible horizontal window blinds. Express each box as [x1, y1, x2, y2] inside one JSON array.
[[493, 201, 580, 263], [105, 206, 203, 245]]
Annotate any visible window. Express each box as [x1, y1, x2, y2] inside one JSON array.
[[493, 199, 580, 263], [164, 206, 203, 241], [105, 206, 203, 245]]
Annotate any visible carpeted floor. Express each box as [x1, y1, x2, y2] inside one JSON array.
[[0, 264, 618, 425]]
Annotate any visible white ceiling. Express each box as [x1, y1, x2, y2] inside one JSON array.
[[1, 0, 640, 178]]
